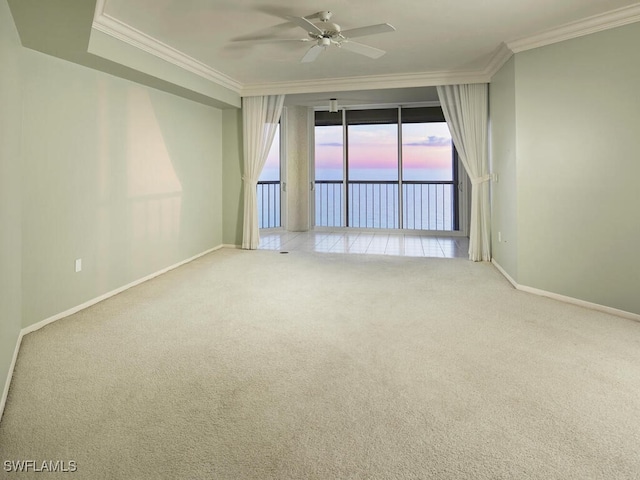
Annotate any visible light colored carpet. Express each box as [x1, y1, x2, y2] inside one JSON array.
[[1, 248, 639, 479]]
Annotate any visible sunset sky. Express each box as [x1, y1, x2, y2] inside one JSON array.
[[260, 122, 453, 182], [315, 122, 453, 181]]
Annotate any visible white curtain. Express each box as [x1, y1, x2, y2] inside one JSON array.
[[241, 95, 285, 249], [436, 83, 491, 262]]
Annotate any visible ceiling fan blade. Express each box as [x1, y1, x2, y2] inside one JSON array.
[[339, 41, 386, 59], [301, 44, 325, 63], [232, 37, 310, 45], [340, 23, 396, 39], [287, 15, 324, 35]]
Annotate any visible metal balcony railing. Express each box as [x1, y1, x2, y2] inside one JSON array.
[[315, 180, 457, 231], [402, 181, 457, 231], [349, 181, 399, 229], [314, 180, 343, 227], [257, 181, 280, 229]]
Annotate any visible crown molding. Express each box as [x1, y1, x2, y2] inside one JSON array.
[[90, 0, 640, 99], [482, 42, 514, 79], [508, 3, 640, 53], [240, 70, 490, 97], [307, 100, 441, 112], [92, 2, 241, 93]]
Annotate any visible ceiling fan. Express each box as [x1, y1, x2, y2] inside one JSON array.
[[282, 11, 396, 63]]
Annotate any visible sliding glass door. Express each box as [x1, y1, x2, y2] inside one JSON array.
[[314, 118, 343, 227], [314, 107, 461, 232], [401, 111, 458, 231], [257, 124, 281, 229], [347, 109, 399, 228]]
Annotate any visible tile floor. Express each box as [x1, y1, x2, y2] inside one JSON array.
[[258, 230, 469, 259]]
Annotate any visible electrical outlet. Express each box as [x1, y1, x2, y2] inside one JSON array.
[[498, 232, 502, 243], [75, 258, 82, 272]]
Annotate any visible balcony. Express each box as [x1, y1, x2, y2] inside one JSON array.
[[315, 180, 457, 231], [257, 181, 280, 229], [258, 179, 458, 231]]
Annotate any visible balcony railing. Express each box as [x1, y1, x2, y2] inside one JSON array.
[[349, 181, 398, 229], [257, 181, 280, 229], [314, 180, 343, 227], [402, 181, 457, 231], [315, 180, 457, 231]]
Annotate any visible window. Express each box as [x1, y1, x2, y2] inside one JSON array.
[[314, 114, 343, 227], [346, 109, 399, 228], [314, 107, 460, 231], [401, 108, 458, 231], [257, 124, 281, 228]]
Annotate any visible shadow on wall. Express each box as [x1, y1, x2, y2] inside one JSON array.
[[92, 80, 220, 295], [93, 80, 183, 294], [149, 88, 222, 252], [18, 38, 224, 329]]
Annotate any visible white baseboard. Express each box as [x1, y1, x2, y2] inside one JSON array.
[[222, 244, 242, 249], [491, 259, 640, 322], [0, 330, 23, 424], [0, 245, 224, 422], [21, 245, 223, 336], [490, 259, 518, 288]]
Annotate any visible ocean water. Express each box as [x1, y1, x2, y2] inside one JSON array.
[[258, 168, 456, 231], [315, 181, 455, 231]]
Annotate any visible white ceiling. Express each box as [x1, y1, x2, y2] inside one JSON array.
[[94, 0, 640, 103]]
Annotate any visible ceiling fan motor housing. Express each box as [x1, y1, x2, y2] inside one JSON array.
[[321, 23, 341, 36], [315, 11, 340, 38]]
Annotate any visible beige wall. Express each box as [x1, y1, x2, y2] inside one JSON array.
[[489, 56, 518, 279], [491, 22, 640, 315], [0, 0, 23, 405], [222, 108, 243, 246], [19, 48, 224, 327]]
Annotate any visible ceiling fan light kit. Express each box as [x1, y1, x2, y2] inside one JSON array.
[[285, 10, 396, 63]]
